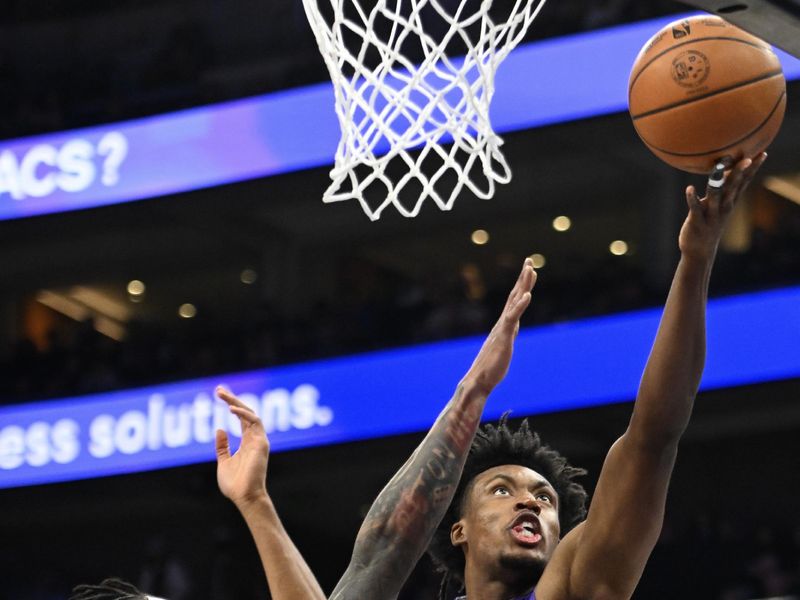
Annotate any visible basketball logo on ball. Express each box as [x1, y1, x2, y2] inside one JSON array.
[[671, 51, 710, 88], [629, 15, 786, 173], [672, 21, 692, 39]]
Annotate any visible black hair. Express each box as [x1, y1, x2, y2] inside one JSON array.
[[428, 415, 588, 597], [70, 578, 148, 600]]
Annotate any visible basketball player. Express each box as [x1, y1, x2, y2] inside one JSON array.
[[67, 430, 323, 600], [215, 154, 766, 600]]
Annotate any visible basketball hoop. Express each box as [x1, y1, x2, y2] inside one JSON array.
[[302, 0, 548, 220]]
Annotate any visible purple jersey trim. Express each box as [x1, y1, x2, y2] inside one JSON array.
[[455, 593, 535, 600]]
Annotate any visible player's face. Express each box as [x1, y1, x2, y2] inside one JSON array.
[[452, 465, 561, 579]]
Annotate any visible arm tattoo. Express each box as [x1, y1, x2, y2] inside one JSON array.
[[331, 384, 485, 599]]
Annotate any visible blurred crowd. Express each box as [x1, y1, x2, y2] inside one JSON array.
[[0, 256, 652, 403], [636, 518, 800, 600]]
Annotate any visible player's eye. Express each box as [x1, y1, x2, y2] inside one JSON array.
[[536, 493, 552, 503], [493, 486, 510, 496]]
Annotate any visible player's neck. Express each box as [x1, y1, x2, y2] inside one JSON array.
[[463, 562, 536, 600]]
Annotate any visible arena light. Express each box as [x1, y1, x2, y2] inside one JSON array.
[[763, 174, 800, 205], [530, 253, 546, 268], [127, 280, 146, 296], [35, 290, 90, 322], [69, 286, 130, 322], [471, 229, 490, 245], [93, 316, 126, 342], [552, 216, 572, 232], [34, 288, 129, 340], [178, 303, 197, 319], [609, 240, 629, 255], [240, 269, 258, 284]]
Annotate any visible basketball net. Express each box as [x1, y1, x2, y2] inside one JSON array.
[[302, 0, 547, 220]]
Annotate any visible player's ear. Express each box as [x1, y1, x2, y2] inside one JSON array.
[[451, 519, 467, 547]]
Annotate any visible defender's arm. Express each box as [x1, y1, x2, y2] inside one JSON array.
[[331, 260, 536, 599], [216, 389, 327, 600]]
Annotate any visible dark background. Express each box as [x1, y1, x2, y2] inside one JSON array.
[[1, 0, 799, 598]]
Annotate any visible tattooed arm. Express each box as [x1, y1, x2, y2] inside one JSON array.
[[331, 260, 537, 600]]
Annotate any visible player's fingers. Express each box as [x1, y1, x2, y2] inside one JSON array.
[[504, 274, 538, 328], [704, 162, 727, 212], [741, 152, 767, 185], [230, 408, 270, 453], [730, 157, 751, 181], [685, 185, 702, 214], [721, 158, 750, 212], [719, 156, 735, 170], [732, 152, 767, 206], [515, 258, 533, 290], [505, 258, 533, 310], [216, 386, 256, 413], [230, 407, 266, 440], [509, 291, 532, 323], [215, 429, 231, 461], [230, 405, 261, 425], [518, 264, 534, 296], [527, 267, 537, 292], [504, 271, 535, 327]]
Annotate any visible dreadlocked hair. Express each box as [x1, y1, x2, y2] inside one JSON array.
[[70, 578, 148, 600], [428, 415, 588, 598]]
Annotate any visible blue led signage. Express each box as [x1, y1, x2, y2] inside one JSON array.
[[1, 286, 798, 489]]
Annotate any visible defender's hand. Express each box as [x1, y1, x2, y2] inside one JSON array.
[[462, 258, 536, 395], [215, 386, 270, 508], [679, 153, 766, 262]]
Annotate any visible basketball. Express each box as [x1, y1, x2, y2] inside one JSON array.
[[628, 16, 786, 174]]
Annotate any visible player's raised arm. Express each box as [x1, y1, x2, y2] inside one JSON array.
[[215, 387, 327, 600], [330, 259, 537, 600], [538, 155, 767, 600]]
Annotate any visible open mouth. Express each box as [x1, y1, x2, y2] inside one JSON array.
[[509, 513, 543, 546]]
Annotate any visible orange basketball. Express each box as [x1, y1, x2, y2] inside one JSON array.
[[628, 16, 786, 174]]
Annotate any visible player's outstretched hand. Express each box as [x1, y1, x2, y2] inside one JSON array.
[[680, 152, 767, 262], [462, 258, 536, 395], [215, 386, 270, 509]]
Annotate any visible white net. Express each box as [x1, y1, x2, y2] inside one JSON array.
[[302, 0, 547, 220]]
